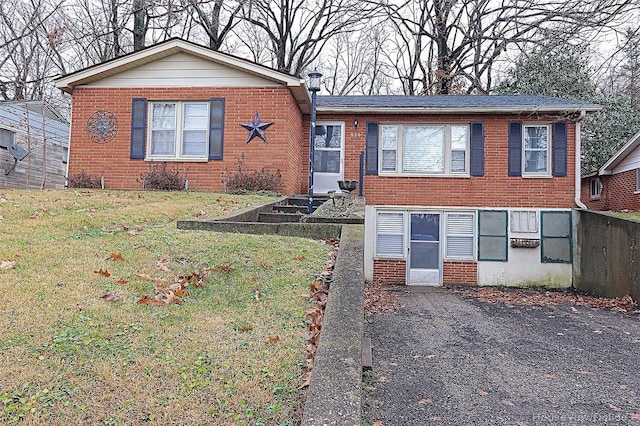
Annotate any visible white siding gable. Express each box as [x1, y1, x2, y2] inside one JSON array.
[[612, 144, 640, 175], [87, 52, 282, 88]]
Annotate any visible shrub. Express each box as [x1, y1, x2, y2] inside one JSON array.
[[67, 170, 102, 188], [139, 163, 187, 191], [225, 153, 283, 193]]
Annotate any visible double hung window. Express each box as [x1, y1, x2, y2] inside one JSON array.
[[148, 101, 210, 160], [523, 125, 550, 175], [380, 124, 469, 175]]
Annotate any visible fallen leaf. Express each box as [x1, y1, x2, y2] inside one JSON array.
[[94, 268, 111, 277], [300, 372, 312, 388], [110, 252, 124, 261], [0, 260, 16, 270], [478, 390, 489, 396], [116, 278, 128, 285], [418, 398, 432, 404], [544, 374, 556, 379], [266, 335, 280, 344], [136, 273, 154, 281], [593, 330, 603, 334], [30, 212, 42, 219], [156, 259, 171, 272], [570, 306, 579, 313], [608, 403, 623, 411], [373, 421, 384, 426], [101, 293, 120, 302], [630, 413, 640, 420], [425, 354, 436, 359], [294, 256, 306, 261]]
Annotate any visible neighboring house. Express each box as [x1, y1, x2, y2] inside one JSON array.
[[54, 38, 600, 287], [581, 130, 640, 211], [0, 101, 69, 189]]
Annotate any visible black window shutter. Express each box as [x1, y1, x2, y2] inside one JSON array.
[[508, 121, 523, 176], [470, 122, 484, 176], [552, 121, 567, 177], [209, 98, 225, 160], [365, 121, 379, 175], [130, 98, 147, 159]]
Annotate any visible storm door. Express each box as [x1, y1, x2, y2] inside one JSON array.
[[407, 213, 442, 285], [313, 123, 344, 194]]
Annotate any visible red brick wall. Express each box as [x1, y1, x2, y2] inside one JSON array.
[[581, 176, 611, 210], [68, 87, 305, 193], [443, 261, 478, 285], [374, 259, 478, 285], [373, 259, 406, 284], [317, 113, 578, 208], [581, 171, 640, 211], [609, 169, 640, 211]]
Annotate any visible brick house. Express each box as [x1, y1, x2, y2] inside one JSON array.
[[581, 130, 640, 211], [55, 38, 600, 287]]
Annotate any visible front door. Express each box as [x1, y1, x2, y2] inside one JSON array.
[[313, 122, 344, 194], [408, 213, 442, 286]]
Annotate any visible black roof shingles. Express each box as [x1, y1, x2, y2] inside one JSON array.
[[317, 95, 598, 110]]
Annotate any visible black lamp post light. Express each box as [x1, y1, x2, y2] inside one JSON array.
[[307, 69, 322, 214]]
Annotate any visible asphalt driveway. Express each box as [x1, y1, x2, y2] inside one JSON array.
[[362, 286, 640, 426]]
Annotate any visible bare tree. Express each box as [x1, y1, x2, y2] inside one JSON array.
[[238, 0, 376, 76], [186, 0, 243, 50], [132, 0, 147, 51], [0, 0, 66, 100], [323, 23, 393, 95], [373, 0, 635, 95]]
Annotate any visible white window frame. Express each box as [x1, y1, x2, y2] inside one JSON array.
[[522, 124, 551, 176], [636, 169, 640, 193], [379, 124, 470, 176], [590, 178, 602, 198], [444, 212, 475, 260], [147, 101, 209, 161]]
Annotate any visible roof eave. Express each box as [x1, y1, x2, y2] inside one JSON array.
[[598, 129, 640, 175], [316, 105, 601, 114]]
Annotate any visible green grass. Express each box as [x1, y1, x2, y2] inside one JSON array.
[[610, 211, 640, 221], [0, 189, 332, 425]]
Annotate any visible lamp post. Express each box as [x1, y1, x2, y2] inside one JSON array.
[[307, 69, 322, 214]]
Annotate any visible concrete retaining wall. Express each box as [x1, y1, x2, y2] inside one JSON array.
[[302, 225, 365, 426]]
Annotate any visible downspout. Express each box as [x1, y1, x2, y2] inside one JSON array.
[[575, 109, 587, 209]]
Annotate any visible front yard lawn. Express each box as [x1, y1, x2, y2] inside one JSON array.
[[0, 189, 332, 425]]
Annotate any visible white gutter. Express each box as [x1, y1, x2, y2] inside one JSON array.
[[575, 110, 587, 209]]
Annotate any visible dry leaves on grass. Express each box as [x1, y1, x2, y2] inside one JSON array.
[[300, 239, 338, 388], [365, 281, 402, 314], [138, 266, 213, 306], [457, 286, 638, 313]]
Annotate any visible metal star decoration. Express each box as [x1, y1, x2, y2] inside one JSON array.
[[240, 112, 273, 143]]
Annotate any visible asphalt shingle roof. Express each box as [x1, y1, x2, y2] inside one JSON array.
[[317, 95, 600, 113]]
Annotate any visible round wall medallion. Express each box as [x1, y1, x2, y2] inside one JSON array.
[[87, 111, 118, 144]]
